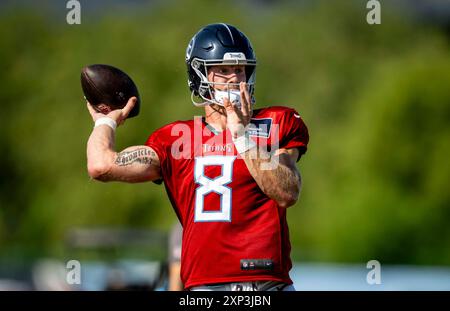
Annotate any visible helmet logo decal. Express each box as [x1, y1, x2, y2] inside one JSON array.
[[223, 52, 246, 60]]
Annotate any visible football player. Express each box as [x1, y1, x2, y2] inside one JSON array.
[[86, 23, 309, 291]]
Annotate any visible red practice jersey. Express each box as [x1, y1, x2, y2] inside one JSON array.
[[145, 106, 309, 289]]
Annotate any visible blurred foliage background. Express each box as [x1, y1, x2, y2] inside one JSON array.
[[0, 0, 449, 267]]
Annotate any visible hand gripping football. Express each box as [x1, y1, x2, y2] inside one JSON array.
[[81, 64, 140, 118]]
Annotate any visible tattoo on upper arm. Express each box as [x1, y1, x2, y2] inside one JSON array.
[[115, 148, 156, 166]]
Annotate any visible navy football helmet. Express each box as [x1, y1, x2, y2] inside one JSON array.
[[185, 23, 257, 106]]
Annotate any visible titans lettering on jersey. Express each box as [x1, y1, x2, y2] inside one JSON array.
[[145, 106, 309, 289]]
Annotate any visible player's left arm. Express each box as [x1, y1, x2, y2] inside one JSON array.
[[241, 146, 301, 208], [224, 82, 305, 208]]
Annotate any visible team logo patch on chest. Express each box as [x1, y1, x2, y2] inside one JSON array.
[[248, 118, 272, 138]]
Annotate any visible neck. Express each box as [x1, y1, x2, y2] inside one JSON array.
[[204, 104, 227, 132]]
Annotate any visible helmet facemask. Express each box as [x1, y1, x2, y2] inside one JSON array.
[[189, 55, 256, 108]]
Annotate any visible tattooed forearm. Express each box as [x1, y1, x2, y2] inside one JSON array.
[[115, 148, 156, 166], [87, 120, 161, 182], [242, 149, 301, 208]]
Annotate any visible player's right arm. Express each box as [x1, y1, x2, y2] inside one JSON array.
[[86, 97, 162, 183]]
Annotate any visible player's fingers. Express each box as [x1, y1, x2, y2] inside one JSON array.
[[223, 97, 234, 113], [240, 82, 250, 117], [245, 84, 253, 118], [86, 101, 98, 116], [243, 82, 252, 108], [122, 96, 137, 117], [231, 100, 244, 120]]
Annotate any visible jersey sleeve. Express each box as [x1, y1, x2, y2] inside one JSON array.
[[279, 109, 309, 161], [144, 128, 169, 184]]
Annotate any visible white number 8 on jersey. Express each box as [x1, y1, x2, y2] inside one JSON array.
[[194, 156, 236, 222]]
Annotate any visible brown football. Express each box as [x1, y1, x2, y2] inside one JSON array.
[[81, 64, 140, 118]]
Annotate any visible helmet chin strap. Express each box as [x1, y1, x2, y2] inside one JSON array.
[[191, 91, 210, 107]]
